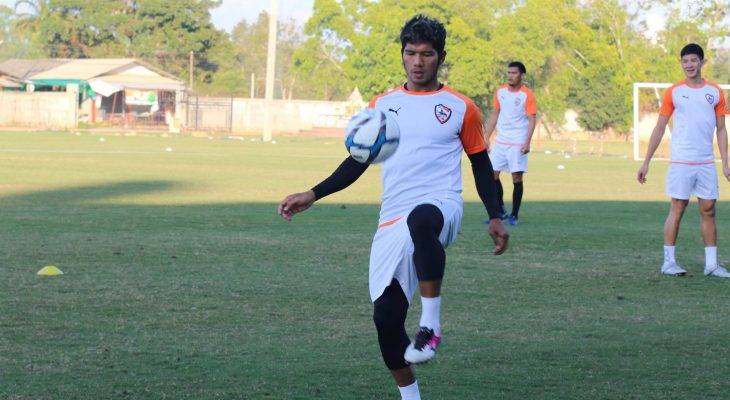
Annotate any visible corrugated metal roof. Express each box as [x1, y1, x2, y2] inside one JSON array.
[[0, 59, 70, 80], [0, 58, 185, 90], [30, 58, 139, 80], [0, 75, 22, 88], [92, 73, 185, 91]]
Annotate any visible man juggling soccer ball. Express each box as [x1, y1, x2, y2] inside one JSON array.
[[278, 15, 509, 400], [637, 43, 729, 278]]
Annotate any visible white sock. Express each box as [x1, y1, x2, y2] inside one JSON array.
[[663, 245, 675, 263], [419, 296, 441, 336], [398, 380, 421, 400], [705, 246, 717, 268]]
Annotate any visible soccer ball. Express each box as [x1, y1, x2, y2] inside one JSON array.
[[344, 108, 400, 164]]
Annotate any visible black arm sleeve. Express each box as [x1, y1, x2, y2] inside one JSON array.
[[467, 150, 501, 220], [310, 156, 369, 200]]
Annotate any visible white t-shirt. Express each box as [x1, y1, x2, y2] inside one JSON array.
[[660, 80, 727, 164], [493, 84, 537, 145], [369, 85, 486, 225]]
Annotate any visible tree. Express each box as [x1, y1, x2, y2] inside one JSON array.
[[219, 12, 318, 99], [300, 0, 516, 102], [12, 0, 226, 88]]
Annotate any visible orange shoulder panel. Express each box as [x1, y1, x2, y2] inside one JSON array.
[[368, 87, 401, 109], [444, 86, 486, 155], [521, 86, 537, 115], [659, 82, 682, 117]]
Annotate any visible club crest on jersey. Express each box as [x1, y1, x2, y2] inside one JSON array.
[[706, 94, 715, 104], [434, 104, 452, 124], [514, 97, 521, 106]]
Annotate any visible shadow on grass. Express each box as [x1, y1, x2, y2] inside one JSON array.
[[0, 180, 183, 205], [1, 182, 729, 400]]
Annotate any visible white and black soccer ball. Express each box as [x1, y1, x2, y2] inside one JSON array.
[[344, 108, 400, 164]]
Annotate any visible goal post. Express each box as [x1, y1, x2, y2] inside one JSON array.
[[632, 82, 730, 161]]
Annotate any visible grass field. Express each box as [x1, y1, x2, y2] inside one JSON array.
[[1, 131, 729, 399]]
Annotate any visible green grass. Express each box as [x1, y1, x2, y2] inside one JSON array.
[[1, 131, 729, 399]]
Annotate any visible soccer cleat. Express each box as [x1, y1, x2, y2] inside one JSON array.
[[704, 265, 730, 278], [404, 327, 441, 364], [660, 261, 687, 276], [507, 214, 518, 226]]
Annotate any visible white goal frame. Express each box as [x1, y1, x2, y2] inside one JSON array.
[[632, 82, 730, 161]]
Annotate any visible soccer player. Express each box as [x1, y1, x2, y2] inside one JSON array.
[[484, 61, 537, 225], [637, 43, 729, 278], [278, 15, 509, 400]]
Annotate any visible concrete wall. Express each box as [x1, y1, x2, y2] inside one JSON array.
[[183, 97, 365, 133], [0, 85, 78, 129]]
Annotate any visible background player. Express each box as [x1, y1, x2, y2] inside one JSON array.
[[278, 15, 509, 400], [484, 61, 537, 225], [637, 43, 729, 278]]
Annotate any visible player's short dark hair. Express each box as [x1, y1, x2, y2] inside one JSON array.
[[508, 61, 526, 74], [680, 43, 704, 60], [400, 14, 446, 55]]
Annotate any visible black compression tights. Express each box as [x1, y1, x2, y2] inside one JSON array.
[[407, 204, 445, 281], [373, 280, 410, 369]]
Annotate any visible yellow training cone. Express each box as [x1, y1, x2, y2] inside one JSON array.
[[37, 265, 63, 276]]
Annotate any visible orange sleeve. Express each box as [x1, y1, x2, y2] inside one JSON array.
[[525, 90, 537, 115], [492, 90, 500, 110], [460, 101, 486, 155], [716, 89, 727, 116], [658, 87, 675, 117], [369, 89, 394, 109], [368, 96, 378, 109]]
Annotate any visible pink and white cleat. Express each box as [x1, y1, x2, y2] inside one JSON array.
[[404, 327, 441, 364]]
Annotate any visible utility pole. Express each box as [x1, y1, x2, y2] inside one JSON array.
[[189, 51, 194, 91], [263, 0, 277, 142], [250, 73, 255, 99]]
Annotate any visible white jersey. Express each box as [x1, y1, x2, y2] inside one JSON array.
[[369, 85, 486, 225], [660, 80, 727, 164], [493, 84, 537, 145]]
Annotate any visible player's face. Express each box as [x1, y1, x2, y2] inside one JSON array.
[[681, 54, 704, 79], [402, 42, 444, 89], [507, 67, 523, 86]]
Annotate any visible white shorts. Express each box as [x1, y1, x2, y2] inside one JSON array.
[[368, 198, 463, 303], [665, 163, 718, 200], [489, 143, 528, 173]]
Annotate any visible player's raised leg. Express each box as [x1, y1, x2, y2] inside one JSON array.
[[404, 204, 444, 364], [662, 198, 688, 276]]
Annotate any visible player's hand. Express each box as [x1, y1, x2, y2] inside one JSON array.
[[724, 165, 730, 182], [521, 143, 531, 154], [278, 190, 316, 221], [637, 163, 649, 184], [487, 219, 509, 255]]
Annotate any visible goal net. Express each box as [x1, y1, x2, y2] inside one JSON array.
[[632, 82, 730, 161]]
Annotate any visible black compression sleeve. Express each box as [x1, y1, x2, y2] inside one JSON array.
[[467, 150, 501, 220], [310, 156, 369, 200]]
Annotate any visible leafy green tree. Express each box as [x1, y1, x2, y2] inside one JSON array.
[[13, 0, 226, 88]]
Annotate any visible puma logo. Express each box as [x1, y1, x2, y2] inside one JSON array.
[[388, 107, 401, 116]]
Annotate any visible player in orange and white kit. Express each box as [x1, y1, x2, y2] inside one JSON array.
[[484, 61, 537, 226], [637, 43, 729, 278], [278, 15, 509, 400]]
